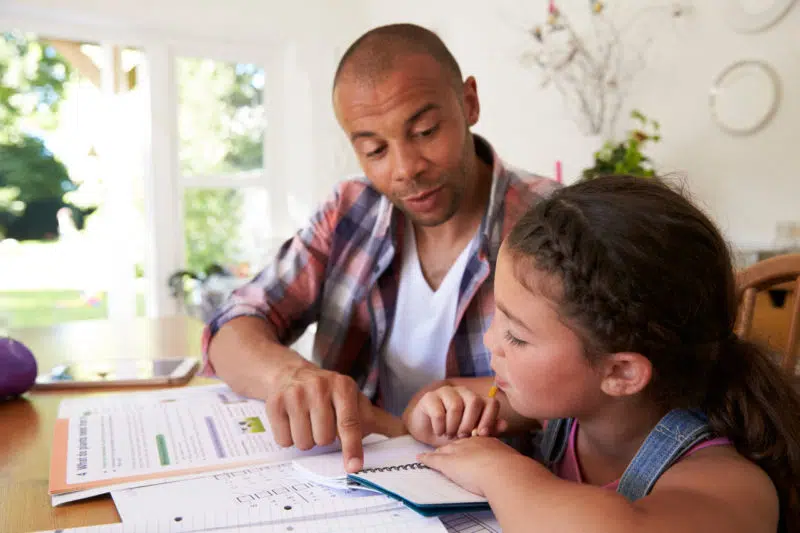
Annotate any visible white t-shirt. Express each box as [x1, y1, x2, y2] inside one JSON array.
[[379, 219, 478, 417]]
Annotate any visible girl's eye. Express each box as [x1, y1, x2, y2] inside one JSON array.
[[504, 330, 527, 347]]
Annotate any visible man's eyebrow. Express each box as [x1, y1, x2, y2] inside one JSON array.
[[405, 103, 439, 126], [350, 103, 440, 142], [497, 301, 533, 333]]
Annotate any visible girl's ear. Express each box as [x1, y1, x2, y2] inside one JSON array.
[[599, 352, 652, 397]]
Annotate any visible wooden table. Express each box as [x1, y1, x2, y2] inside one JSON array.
[[0, 316, 211, 533], [2, 296, 796, 533]]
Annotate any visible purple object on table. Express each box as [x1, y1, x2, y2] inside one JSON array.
[[0, 337, 38, 399]]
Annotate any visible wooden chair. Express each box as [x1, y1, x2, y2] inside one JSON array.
[[735, 253, 800, 373]]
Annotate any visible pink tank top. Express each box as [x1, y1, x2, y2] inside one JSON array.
[[551, 420, 731, 490]]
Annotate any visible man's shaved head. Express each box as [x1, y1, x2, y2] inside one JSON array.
[[331, 23, 483, 229], [333, 23, 463, 93]]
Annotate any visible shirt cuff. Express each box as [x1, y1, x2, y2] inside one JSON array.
[[200, 304, 272, 377]]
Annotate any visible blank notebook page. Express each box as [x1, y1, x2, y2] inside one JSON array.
[[294, 435, 433, 480], [351, 466, 487, 506]]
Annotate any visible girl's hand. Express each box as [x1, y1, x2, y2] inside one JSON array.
[[403, 385, 508, 447], [417, 437, 525, 496]]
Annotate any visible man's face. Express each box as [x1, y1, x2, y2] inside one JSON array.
[[333, 54, 480, 227]]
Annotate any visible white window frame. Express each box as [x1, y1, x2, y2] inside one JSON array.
[[0, 5, 285, 319], [169, 42, 281, 315]]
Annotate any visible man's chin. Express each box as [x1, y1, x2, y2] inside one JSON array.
[[399, 203, 459, 228], [404, 212, 451, 227]]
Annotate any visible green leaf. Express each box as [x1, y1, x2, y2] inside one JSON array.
[[0, 135, 74, 202], [631, 109, 646, 123]]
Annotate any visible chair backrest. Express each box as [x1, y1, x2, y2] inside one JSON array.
[[735, 253, 800, 373]]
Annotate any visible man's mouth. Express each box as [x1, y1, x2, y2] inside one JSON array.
[[404, 185, 443, 203]]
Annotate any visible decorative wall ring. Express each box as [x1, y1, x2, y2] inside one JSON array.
[[709, 59, 781, 136], [724, 0, 797, 33]]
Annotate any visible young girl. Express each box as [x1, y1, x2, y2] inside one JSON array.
[[403, 175, 800, 532]]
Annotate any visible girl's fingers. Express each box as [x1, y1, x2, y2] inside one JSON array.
[[439, 387, 465, 438], [476, 397, 500, 436], [420, 394, 447, 437], [457, 390, 484, 438]]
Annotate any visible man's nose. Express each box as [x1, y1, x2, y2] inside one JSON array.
[[391, 141, 426, 184]]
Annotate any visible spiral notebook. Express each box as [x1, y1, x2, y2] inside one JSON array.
[[292, 435, 489, 517]]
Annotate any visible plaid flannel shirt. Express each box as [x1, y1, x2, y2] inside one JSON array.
[[201, 135, 559, 401]]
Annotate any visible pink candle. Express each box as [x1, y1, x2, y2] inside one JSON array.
[[555, 160, 563, 183]]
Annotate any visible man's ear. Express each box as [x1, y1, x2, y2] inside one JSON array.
[[462, 76, 480, 126], [598, 352, 652, 397]]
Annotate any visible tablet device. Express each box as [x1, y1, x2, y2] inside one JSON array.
[[32, 357, 199, 389]]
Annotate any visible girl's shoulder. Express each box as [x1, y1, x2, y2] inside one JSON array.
[[647, 444, 779, 532]]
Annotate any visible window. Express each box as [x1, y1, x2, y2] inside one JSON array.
[[0, 32, 146, 327], [183, 187, 279, 277], [175, 55, 272, 290], [177, 58, 266, 179]]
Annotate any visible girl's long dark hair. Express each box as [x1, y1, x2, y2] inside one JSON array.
[[507, 175, 800, 531]]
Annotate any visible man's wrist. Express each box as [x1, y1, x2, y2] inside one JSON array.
[[247, 349, 312, 398], [370, 405, 408, 438]]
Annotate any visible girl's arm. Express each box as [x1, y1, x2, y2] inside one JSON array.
[[421, 440, 778, 533]]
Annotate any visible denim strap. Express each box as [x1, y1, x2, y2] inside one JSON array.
[[616, 409, 713, 501], [538, 417, 574, 466]]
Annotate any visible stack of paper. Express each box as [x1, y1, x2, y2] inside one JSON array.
[[33, 507, 449, 533], [44, 383, 502, 533], [49, 383, 379, 505]]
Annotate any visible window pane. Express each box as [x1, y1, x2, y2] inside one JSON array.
[[183, 187, 278, 277], [0, 34, 145, 327], [177, 58, 265, 177]]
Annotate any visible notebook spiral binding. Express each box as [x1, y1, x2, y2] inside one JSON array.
[[359, 462, 430, 473]]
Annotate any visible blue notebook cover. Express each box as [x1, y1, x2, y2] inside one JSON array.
[[347, 462, 490, 518]]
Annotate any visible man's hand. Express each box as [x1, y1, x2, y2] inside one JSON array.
[[265, 362, 375, 473], [403, 385, 507, 447]]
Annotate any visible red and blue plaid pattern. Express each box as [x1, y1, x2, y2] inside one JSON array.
[[201, 136, 559, 400]]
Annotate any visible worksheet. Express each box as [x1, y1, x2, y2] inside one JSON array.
[[111, 460, 398, 523], [49, 383, 386, 501], [441, 511, 502, 533], [32, 507, 448, 533]]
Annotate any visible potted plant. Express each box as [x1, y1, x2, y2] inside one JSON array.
[[582, 110, 661, 180]]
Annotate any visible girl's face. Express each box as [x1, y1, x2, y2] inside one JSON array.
[[484, 246, 606, 421]]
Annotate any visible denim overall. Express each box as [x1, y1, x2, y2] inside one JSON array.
[[536, 409, 714, 500]]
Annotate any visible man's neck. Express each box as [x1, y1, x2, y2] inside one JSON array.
[[410, 151, 493, 291]]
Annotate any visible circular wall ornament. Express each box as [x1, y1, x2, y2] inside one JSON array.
[[709, 59, 781, 136], [723, 0, 797, 33]]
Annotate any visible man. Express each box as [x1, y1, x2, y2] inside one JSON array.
[[203, 23, 558, 473]]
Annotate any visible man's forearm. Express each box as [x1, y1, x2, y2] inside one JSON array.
[[207, 316, 312, 399], [369, 405, 409, 438]]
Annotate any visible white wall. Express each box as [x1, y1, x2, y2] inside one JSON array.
[[360, 0, 800, 251]]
